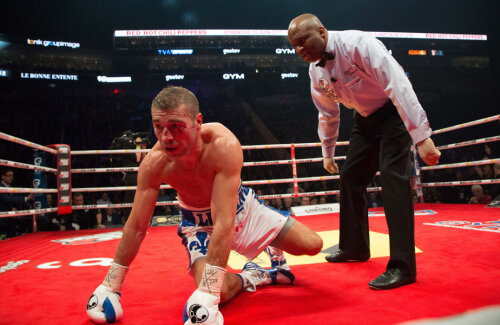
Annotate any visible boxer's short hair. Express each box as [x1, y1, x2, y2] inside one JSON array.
[[151, 86, 199, 118]]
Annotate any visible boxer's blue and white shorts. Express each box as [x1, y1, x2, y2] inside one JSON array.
[[177, 185, 295, 269]]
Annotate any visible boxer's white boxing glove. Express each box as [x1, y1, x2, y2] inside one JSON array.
[[183, 288, 223, 325], [87, 262, 128, 324], [183, 264, 225, 325], [87, 284, 123, 324]]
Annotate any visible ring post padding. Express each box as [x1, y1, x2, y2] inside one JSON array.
[[48, 144, 72, 215]]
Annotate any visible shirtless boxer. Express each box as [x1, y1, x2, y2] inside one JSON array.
[[86, 86, 323, 324]]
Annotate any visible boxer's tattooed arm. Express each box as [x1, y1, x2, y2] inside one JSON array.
[[199, 267, 219, 294], [102, 263, 128, 291], [198, 264, 225, 296], [104, 264, 119, 288]]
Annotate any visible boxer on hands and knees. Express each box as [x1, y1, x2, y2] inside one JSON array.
[[86, 86, 323, 324]]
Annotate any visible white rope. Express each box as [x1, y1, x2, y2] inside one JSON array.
[[243, 175, 343, 186], [0, 159, 58, 173], [0, 187, 58, 194], [0, 201, 181, 217], [71, 200, 179, 210], [420, 158, 499, 171], [243, 159, 294, 167], [75, 175, 344, 193], [258, 187, 380, 200], [73, 186, 135, 192], [70, 156, 348, 172], [0, 132, 57, 154], [0, 207, 58, 218], [73, 184, 173, 192], [242, 143, 293, 150], [242, 178, 295, 186], [431, 115, 500, 135], [420, 178, 500, 188], [243, 156, 346, 167], [71, 149, 150, 155], [71, 167, 139, 174], [294, 141, 350, 148], [5, 179, 498, 216], [436, 136, 500, 151], [70, 142, 350, 154]]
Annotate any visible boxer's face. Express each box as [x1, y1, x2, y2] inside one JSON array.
[[152, 104, 202, 158]]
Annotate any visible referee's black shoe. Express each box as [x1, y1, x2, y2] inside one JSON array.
[[325, 249, 370, 262], [368, 268, 416, 290]]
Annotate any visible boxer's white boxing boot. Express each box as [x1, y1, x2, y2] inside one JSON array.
[[265, 246, 290, 271], [239, 262, 295, 292]]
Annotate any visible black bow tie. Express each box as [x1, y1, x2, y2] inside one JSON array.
[[315, 52, 335, 68]]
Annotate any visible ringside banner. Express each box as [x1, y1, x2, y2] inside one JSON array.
[[27, 38, 80, 48], [291, 203, 340, 216], [114, 29, 487, 41]]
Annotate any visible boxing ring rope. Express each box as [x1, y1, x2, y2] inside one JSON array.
[[0, 188, 58, 194], [67, 133, 500, 175], [0, 159, 58, 173], [1, 115, 499, 223], [0, 131, 58, 154], [421, 159, 500, 171], [68, 134, 499, 173], [0, 207, 59, 218], [435, 136, 500, 151], [430, 115, 499, 135], [420, 179, 500, 188], [0, 133, 60, 230], [71, 149, 150, 155], [69, 156, 349, 174]]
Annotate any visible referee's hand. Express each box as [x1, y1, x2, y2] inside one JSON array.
[[417, 138, 441, 166], [323, 157, 339, 174]]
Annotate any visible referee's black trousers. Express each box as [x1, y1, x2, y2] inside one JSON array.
[[338, 101, 416, 276]]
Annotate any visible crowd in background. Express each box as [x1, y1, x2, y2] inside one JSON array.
[[1, 81, 499, 239]]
